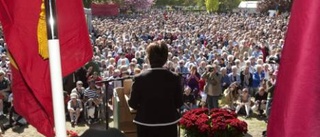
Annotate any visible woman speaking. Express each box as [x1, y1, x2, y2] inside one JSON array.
[[128, 41, 183, 137]]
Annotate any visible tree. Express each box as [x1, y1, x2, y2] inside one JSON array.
[[205, 0, 219, 12], [219, 0, 242, 12], [83, 0, 92, 8], [155, 0, 183, 6], [196, 0, 205, 8]]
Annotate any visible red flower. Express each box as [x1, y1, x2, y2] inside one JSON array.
[[67, 130, 79, 137], [180, 108, 247, 137]]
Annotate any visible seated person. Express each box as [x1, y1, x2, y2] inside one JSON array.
[[71, 81, 85, 100], [235, 88, 251, 118], [252, 87, 267, 116], [198, 91, 207, 108], [0, 94, 27, 133], [91, 88, 103, 118], [84, 81, 100, 124], [67, 93, 83, 127], [223, 82, 241, 110], [93, 88, 103, 106], [0, 70, 11, 117], [182, 86, 196, 112]]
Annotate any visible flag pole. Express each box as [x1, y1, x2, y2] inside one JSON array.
[[45, 0, 67, 137]]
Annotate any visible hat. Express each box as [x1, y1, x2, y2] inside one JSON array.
[[70, 93, 78, 99]]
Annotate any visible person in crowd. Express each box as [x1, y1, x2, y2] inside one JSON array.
[[177, 60, 189, 74], [166, 61, 176, 72], [0, 70, 10, 117], [86, 66, 94, 80], [221, 67, 231, 91], [129, 41, 183, 137], [71, 81, 86, 100], [128, 62, 136, 75], [197, 61, 207, 76], [235, 88, 251, 118], [84, 80, 99, 124], [102, 65, 114, 78], [135, 51, 145, 67], [252, 45, 263, 58], [251, 65, 265, 96], [263, 63, 272, 80], [87, 71, 103, 87], [125, 48, 135, 62], [185, 56, 197, 71], [228, 66, 241, 84], [0, 54, 8, 69], [266, 70, 277, 118], [0, 94, 27, 133], [116, 53, 129, 67], [252, 87, 268, 117], [240, 66, 253, 89], [181, 86, 196, 113], [0, 9, 289, 135], [202, 64, 222, 109], [223, 82, 241, 110], [186, 65, 200, 98], [67, 93, 83, 127]]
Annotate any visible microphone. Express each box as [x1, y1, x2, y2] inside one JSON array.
[[95, 75, 135, 84]]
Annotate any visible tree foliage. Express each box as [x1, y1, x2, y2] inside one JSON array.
[[196, 0, 205, 7], [83, 0, 93, 8], [205, 0, 219, 12], [154, 0, 198, 6], [218, 0, 241, 12]]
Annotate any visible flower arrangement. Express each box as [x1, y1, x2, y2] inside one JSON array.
[[67, 130, 79, 137], [179, 108, 248, 137]]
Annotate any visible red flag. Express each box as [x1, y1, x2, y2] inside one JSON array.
[[0, 0, 93, 136], [267, 0, 320, 137]]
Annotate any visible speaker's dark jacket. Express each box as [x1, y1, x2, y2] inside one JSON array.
[[128, 68, 183, 126]]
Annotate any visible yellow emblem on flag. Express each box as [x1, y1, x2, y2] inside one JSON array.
[[8, 52, 18, 70], [37, 0, 49, 59]]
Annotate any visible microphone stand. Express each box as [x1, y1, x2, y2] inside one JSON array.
[[95, 76, 134, 130]]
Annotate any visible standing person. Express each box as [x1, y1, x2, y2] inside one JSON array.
[[186, 66, 200, 98], [202, 64, 222, 110], [266, 70, 277, 118], [129, 41, 183, 137]]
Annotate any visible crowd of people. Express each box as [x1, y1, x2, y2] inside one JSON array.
[[0, 9, 288, 130], [84, 10, 286, 119]]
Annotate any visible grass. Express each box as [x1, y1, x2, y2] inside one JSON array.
[[1, 114, 267, 137], [1, 98, 267, 137]]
